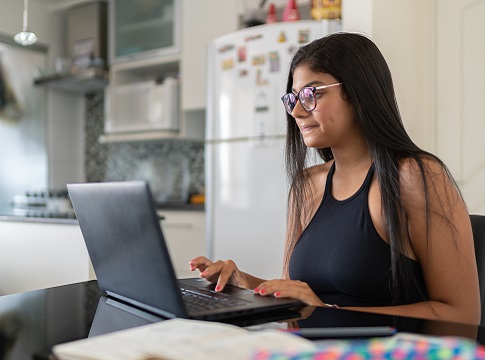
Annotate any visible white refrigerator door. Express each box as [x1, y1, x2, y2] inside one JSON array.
[[207, 20, 338, 141], [207, 138, 287, 279], [205, 20, 341, 280]]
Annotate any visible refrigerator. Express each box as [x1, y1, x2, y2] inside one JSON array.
[[205, 20, 341, 279]]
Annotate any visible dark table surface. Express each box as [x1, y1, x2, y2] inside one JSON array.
[[1, 280, 484, 360]]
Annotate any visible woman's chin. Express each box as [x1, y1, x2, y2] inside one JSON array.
[[302, 138, 326, 149]]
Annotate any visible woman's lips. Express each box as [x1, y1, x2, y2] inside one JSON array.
[[299, 124, 318, 133]]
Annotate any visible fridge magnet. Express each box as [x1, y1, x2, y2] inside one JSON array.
[[298, 29, 311, 44], [269, 51, 280, 72], [278, 31, 287, 43], [287, 44, 298, 55], [245, 34, 263, 42], [221, 58, 234, 70], [239, 69, 248, 77], [252, 54, 266, 66], [238, 46, 247, 62], [254, 90, 270, 139], [256, 69, 268, 86], [218, 44, 234, 53]]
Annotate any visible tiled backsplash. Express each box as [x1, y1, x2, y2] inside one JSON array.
[[84, 93, 205, 202]]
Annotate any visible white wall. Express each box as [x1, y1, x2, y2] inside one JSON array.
[[342, 0, 435, 153], [0, 1, 86, 191]]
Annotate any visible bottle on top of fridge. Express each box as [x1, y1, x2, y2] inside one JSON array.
[[282, 0, 301, 22]]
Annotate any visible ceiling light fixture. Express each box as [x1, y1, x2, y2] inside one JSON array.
[[14, 0, 37, 46]]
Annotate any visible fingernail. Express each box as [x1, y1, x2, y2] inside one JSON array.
[[259, 289, 266, 295], [253, 287, 259, 293], [215, 285, 221, 292], [274, 292, 281, 297]]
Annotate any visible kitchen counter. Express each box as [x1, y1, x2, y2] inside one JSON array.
[[0, 213, 79, 225], [0, 205, 205, 282], [0, 203, 204, 224], [156, 203, 205, 212]]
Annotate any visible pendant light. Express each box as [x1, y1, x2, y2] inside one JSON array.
[[14, 0, 38, 46]]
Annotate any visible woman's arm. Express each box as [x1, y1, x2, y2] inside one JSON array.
[[257, 158, 481, 325], [347, 158, 481, 324]]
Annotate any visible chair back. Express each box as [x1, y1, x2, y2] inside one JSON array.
[[470, 214, 485, 325]]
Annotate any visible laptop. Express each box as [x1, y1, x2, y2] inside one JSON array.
[[67, 181, 302, 322]]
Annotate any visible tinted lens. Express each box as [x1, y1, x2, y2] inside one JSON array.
[[299, 87, 316, 111], [282, 93, 297, 114]]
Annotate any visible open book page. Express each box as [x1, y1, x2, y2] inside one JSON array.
[[53, 318, 316, 360]]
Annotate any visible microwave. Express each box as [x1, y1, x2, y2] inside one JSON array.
[[104, 77, 180, 134]]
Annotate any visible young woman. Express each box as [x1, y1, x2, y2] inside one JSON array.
[[190, 32, 480, 325]]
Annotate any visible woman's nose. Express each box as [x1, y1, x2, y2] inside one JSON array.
[[291, 99, 308, 118]]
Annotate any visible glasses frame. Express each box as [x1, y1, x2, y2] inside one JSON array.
[[281, 83, 342, 115]]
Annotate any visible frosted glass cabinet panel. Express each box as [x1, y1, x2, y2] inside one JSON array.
[[109, 0, 179, 64]]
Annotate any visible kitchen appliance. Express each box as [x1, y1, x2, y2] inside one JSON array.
[[206, 20, 341, 279], [10, 189, 76, 219], [104, 76, 180, 134]]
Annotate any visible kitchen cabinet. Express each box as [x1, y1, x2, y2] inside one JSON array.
[[180, 0, 239, 110], [158, 210, 206, 278], [0, 220, 95, 296], [109, 0, 179, 65], [104, 0, 239, 142]]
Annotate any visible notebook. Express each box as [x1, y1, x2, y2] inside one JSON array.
[[67, 181, 302, 322]]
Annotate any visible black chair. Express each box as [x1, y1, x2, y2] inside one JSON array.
[[470, 214, 485, 325]]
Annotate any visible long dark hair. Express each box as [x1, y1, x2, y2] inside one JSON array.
[[284, 32, 459, 302]]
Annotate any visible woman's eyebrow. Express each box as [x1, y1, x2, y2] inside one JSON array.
[[291, 80, 325, 92]]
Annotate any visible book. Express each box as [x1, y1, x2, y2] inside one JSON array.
[[53, 318, 316, 360]]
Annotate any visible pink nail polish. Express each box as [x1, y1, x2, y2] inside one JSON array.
[[215, 285, 221, 291], [274, 292, 281, 297], [260, 289, 266, 295]]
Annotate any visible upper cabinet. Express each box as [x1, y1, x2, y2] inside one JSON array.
[[109, 0, 180, 65], [104, 0, 239, 142], [109, 0, 239, 105]]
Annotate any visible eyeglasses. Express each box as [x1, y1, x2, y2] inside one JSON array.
[[281, 83, 342, 115]]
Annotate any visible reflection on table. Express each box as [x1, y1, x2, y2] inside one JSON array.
[[1, 280, 484, 359]]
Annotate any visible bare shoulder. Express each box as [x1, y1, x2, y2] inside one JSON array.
[[399, 156, 462, 219], [304, 160, 333, 185], [399, 156, 447, 185], [293, 160, 334, 225], [399, 156, 452, 197]]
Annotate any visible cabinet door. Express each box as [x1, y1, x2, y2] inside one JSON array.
[[110, 0, 180, 64], [159, 211, 206, 278], [180, 0, 239, 110], [0, 221, 93, 295]]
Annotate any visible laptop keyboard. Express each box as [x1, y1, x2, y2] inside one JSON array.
[[179, 285, 247, 311]]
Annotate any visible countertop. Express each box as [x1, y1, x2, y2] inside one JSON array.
[[0, 203, 205, 224]]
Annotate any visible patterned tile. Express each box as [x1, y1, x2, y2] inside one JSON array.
[[84, 93, 205, 202]]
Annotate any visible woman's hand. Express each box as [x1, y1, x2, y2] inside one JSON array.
[[189, 256, 249, 292], [253, 279, 325, 307]]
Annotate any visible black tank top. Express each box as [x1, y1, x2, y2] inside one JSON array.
[[288, 162, 426, 307]]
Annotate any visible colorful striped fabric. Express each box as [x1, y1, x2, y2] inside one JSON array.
[[253, 332, 485, 360]]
